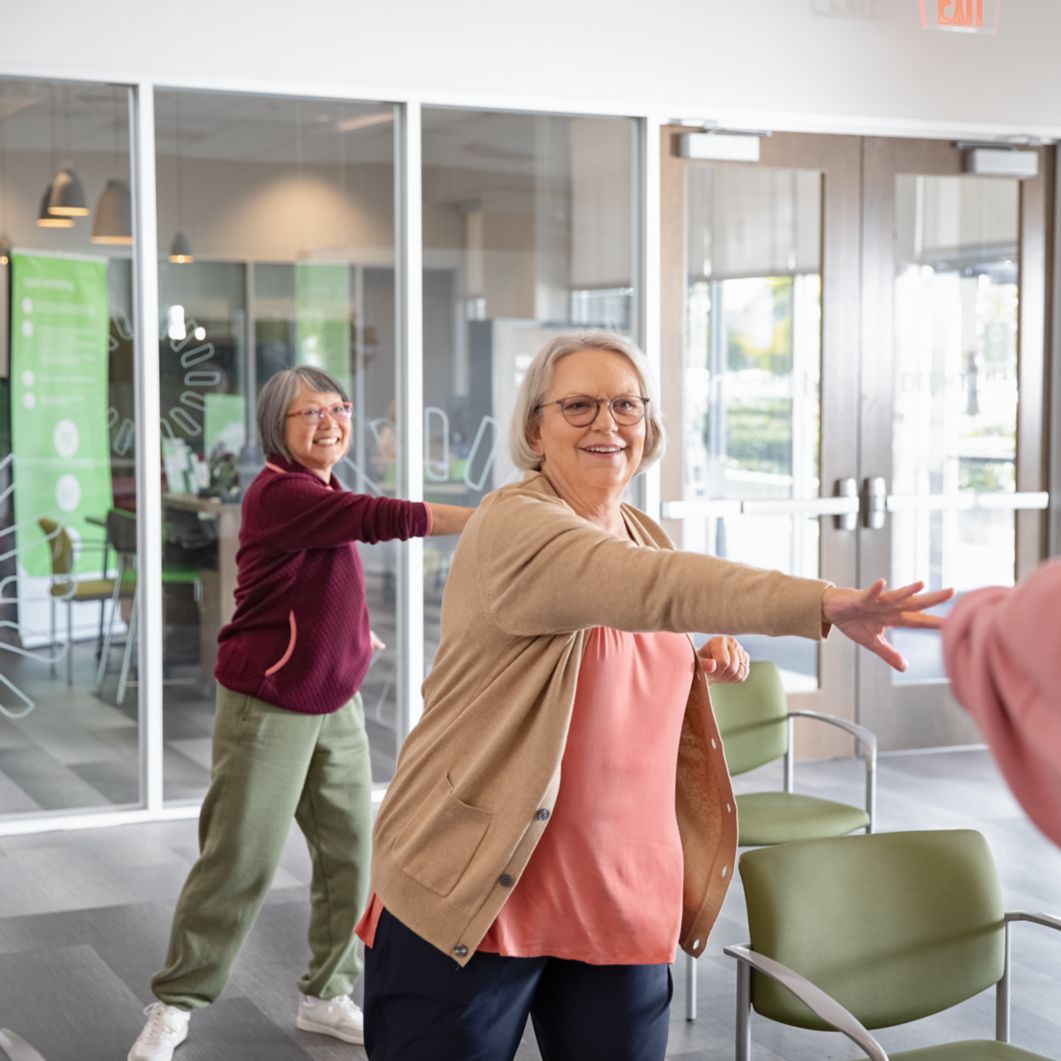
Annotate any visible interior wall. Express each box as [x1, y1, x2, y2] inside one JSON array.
[[3, 1, 1060, 136]]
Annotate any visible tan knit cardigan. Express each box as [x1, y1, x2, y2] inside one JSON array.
[[370, 471, 830, 966]]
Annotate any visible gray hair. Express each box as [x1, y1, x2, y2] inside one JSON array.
[[257, 366, 350, 462], [508, 330, 666, 474]]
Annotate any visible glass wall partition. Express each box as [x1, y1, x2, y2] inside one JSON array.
[[0, 78, 141, 818], [153, 90, 399, 795], [420, 108, 640, 673]]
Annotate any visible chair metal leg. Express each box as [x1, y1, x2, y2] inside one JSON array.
[[866, 752, 877, 833], [784, 715, 795, 792], [96, 562, 125, 694], [736, 958, 751, 1061], [117, 584, 138, 706], [996, 919, 1012, 1042], [65, 605, 73, 685], [686, 951, 698, 1021], [49, 600, 56, 676]]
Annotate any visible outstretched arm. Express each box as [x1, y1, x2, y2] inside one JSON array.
[[941, 561, 1061, 847], [425, 502, 475, 536], [822, 579, 954, 671]]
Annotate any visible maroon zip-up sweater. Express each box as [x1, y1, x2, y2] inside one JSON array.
[[214, 455, 431, 714]]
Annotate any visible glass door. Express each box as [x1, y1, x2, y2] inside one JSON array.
[[662, 129, 1053, 755], [660, 129, 862, 758], [858, 138, 1051, 749]]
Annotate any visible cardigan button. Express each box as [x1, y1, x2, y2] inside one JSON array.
[[453, 943, 468, 958], [535, 808, 551, 822], [498, 873, 515, 887]]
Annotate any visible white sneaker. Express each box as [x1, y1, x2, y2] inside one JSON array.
[[127, 1002, 190, 1061], [296, 993, 364, 1044]]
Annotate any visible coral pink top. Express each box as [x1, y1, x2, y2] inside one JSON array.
[[357, 626, 696, 964], [942, 559, 1061, 848]]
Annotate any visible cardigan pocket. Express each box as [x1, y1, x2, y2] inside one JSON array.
[[392, 773, 493, 898]]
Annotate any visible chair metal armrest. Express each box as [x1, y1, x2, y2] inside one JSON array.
[[1006, 911, 1061, 931], [724, 943, 889, 1061], [997, 910, 1061, 1041], [788, 709, 877, 755], [784, 710, 878, 829]]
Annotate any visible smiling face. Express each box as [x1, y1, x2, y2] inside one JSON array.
[[530, 348, 646, 512], [283, 384, 351, 482]]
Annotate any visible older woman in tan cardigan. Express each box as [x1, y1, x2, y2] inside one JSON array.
[[356, 330, 951, 1061]]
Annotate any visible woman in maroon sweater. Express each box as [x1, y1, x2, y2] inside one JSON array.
[[128, 367, 472, 1061]]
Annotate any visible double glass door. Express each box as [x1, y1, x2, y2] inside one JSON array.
[[661, 128, 1052, 753]]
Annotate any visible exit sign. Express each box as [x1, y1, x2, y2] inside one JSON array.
[[920, 0, 1001, 33]]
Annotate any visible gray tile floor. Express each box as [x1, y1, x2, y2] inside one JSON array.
[[1, 749, 1059, 1060]]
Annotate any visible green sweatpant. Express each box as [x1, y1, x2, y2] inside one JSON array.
[[152, 684, 372, 1009]]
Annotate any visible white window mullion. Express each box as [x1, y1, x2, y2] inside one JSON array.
[[132, 82, 164, 812], [641, 114, 663, 520], [396, 101, 425, 734]]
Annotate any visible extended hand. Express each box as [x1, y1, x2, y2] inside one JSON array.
[[697, 635, 750, 685], [821, 579, 954, 672]]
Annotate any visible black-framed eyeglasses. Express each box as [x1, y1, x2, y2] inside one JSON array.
[[285, 402, 354, 425], [536, 394, 649, 428]]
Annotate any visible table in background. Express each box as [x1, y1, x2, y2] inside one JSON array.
[[163, 494, 241, 681]]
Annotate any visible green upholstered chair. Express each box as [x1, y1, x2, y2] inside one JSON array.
[[724, 829, 1059, 1060], [95, 508, 200, 704], [713, 660, 877, 845], [686, 659, 878, 1020], [38, 517, 129, 684]]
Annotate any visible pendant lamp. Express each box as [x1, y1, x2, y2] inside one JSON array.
[[47, 164, 89, 216], [38, 89, 74, 228], [168, 231, 194, 264], [92, 87, 133, 245], [37, 184, 74, 228], [91, 178, 132, 244], [167, 95, 194, 263]]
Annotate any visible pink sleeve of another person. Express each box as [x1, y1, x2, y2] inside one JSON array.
[[942, 558, 1061, 847]]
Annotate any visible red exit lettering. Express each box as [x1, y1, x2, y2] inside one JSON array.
[[919, 0, 998, 33], [938, 0, 983, 28]]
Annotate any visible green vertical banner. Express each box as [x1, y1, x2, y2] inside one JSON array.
[[295, 263, 351, 393], [11, 252, 111, 581]]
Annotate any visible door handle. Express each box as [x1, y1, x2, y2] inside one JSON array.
[[862, 476, 887, 530], [833, 478, 858, 531], [884, 490, 1049, 513]]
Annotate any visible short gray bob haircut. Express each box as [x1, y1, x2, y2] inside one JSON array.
[[508, 330, 666, 474], [257, 366, 350, 462]]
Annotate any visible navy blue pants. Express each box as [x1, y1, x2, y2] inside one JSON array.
[[364, 908, 672, 1061]]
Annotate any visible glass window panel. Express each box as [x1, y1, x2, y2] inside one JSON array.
[[683, 165, 822, 690], [154, 91, 398, 795], [890, 174, 1019, 684], [421, 109, 639, 674], [0, 79, 140, 819]]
